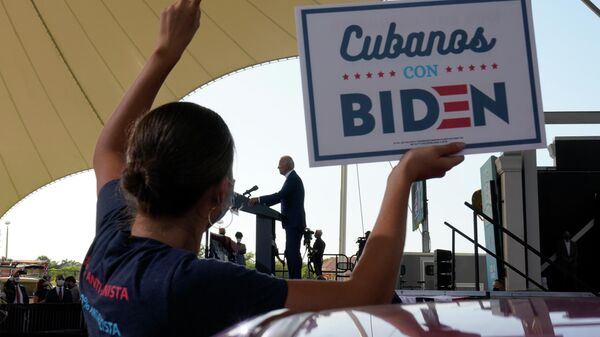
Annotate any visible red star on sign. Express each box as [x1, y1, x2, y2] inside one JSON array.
[[480, 64, 487, 70], [457, 65, 464, 72], [354, 73, 361, 79], [366, 72, 373, 78], [492, 63, 498, 69], [378, 71, 385, 78], [469, 65, 476, 71], [343, 74, 349, 80], [446, 66, 452, 72], [389, 70, 396, 77]]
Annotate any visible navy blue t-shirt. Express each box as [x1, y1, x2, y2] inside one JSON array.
[[80, 180, 288, 337]]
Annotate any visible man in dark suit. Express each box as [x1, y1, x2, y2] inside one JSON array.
[[46, 274, 73, 303], [250, 155, 306, 279], [4, 271, 29, 304], [556, 230, 578, 291]]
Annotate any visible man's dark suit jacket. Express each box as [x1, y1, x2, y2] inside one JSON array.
[[46, 286, 73, 303], [5, 283, 30, 304], [556, 239, 578, 265], [260, 170, 306, 230]]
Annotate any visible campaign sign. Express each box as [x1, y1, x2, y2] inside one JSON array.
[[296, 0, 546, 167]]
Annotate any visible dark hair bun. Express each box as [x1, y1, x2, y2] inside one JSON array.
[[122, 163, 156, 205]]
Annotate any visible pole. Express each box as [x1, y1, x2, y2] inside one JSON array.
[[452, 230, 456, 290], [422, 181, 430, 253], [204, 228, 209, 258], [581, 0, 600, 17], [5, 221, 10, 259], [422, 218, 431, 253], [339, 165, 347, 255], [473, 212, 480, 291]]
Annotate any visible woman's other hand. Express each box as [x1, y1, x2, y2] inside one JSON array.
[[394, 142, 465, 183]]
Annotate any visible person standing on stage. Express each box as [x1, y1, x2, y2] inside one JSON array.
[[250, 156, 306, 279], [556, 230, 578, 291], [310, 230, 326, 278], [234, 232, 247, 266]]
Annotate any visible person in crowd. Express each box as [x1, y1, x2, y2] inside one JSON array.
[[46, 275, 73, 303], [492, 279, 506, 291], [209, 227, 236, 261], [0, 282, 6, 304], [81, 1, 464, 336], [249, 155, 306, 279], [556, 230, 578, 290], [234, 231, 247, 266], [310, 230, 326, 278], [356, 230, 371, 262], [33, 278, 50, 303], [65, 276, 80, 303], [4, 271, 29, 304]]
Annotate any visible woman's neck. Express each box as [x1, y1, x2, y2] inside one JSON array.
[[131, 212, 207, 254]]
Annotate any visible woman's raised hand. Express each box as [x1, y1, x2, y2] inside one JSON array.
[[156, 0, 201, 63]]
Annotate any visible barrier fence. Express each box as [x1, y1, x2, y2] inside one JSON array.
[[274, 253, 356, 280], [0, 303, 86, 334]]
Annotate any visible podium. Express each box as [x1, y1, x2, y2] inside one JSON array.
[[233, 193, 282, 275]]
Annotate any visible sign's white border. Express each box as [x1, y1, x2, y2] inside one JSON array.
[[296, 0, 545, 167]]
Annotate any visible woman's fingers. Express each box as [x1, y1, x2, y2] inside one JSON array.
[[396, 142, 466, 181], [435, 142, 465, 156], [155, 0, 202, 61]]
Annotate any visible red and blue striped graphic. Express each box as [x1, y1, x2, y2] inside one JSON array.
[[433, 84, 471, 129]]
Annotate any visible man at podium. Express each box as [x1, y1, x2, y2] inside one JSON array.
[[250, 156, 306, 279]]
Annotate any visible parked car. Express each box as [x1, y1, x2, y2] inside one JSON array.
[[215, 296, 600, 337]]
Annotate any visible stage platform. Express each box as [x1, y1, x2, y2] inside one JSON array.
[[394, 289, 596, 303]]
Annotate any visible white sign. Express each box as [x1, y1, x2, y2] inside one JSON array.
[[296, 0, 546, 167]]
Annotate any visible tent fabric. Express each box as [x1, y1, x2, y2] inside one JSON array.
[[0, 0, 362, 217]]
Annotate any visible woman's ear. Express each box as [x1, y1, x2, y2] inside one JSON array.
[[213, 176, 230, 206], [194, 179, 226, 213], [193, 178, 227, 223]]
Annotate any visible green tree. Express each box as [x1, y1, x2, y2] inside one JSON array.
[[57, 259, 81, 268], [36, 255, 82, 280], [245, 252, 256, 269], [197, 244, 206, 258]]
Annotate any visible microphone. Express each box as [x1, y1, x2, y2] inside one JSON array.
[[243, 185, 258, 197]]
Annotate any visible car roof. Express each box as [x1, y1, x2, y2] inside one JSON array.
[[216, 297, 600, 337]]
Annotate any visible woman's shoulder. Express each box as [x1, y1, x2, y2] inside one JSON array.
[[95, 179, 132, 235]]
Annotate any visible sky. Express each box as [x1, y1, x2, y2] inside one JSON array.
[[0, 0, 599, 263]]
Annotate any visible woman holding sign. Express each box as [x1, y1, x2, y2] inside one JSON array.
[[82, 0, 464, 336]]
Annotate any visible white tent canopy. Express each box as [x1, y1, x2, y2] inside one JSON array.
[[0, 0, 361, 217]]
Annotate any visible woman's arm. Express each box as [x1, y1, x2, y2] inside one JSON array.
[[93, 0, 201, 193], [285, 143, 464, 311]]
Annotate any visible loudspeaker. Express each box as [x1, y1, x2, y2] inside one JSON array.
[[551, 137, 600, 170], [434, 249, 453, 290]]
